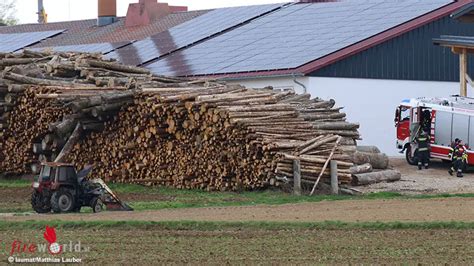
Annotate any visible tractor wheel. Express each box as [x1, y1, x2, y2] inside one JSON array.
[[51, 189, 75, 213], [31, 191, 51, 214], [91, 197, 104, 213], [405, 145, 418, 166]]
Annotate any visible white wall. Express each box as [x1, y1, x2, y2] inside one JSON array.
[[309, 77, 460, 155], [228, 76, 461, 156]]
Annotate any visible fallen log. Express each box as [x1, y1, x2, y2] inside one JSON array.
[[349, 163, 373, 175], [351, 151, 389, 169], [352, 170, 401, 186]]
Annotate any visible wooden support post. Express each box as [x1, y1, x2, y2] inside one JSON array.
[[330, 160, 339, 195], [310, 136, 342, 196], [293, 159, 301, 196], [460, 48, 468, 97], [54, 123, 82, 163]]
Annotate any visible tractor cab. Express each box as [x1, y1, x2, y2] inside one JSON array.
[[33, 163, 78, 192]]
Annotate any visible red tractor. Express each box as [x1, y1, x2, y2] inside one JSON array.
[[31, 162, 132, 213]]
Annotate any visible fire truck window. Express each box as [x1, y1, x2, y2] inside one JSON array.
[[400, 108, 410, 121]]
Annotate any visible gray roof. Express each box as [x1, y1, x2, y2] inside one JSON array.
[[146, 0, 452, 76], [107, 3, 286, 66], [0, 30, 64, 53]]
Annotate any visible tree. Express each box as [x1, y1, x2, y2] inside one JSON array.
[[0, 0, 18, 26]]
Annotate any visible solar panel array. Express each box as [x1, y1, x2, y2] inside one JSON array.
[[0, 30, 64, 53], [31, 42, 131, 54], [146, 0, 452, 76], [108, 3, 287, 66]]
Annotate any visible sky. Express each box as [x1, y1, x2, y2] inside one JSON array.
[[14, 0, 287, 24]]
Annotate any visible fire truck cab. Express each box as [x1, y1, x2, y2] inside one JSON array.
[[395, 96, 474, 165]]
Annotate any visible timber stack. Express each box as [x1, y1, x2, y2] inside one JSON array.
[[0, 50, 367, 191], [0, 50, 151, 173], [66, 87, 360, 191]]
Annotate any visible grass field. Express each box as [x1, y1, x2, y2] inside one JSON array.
[[2, 180, 474, 264], [0, 221, 473, 264], [2, 179, 474, 214]]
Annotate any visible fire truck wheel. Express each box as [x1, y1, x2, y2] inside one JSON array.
[[405, 146, 418, 166]]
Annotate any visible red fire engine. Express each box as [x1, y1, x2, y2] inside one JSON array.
[[395, 96, 474, 165]]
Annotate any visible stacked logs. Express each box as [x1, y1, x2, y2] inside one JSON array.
[[0, 86, 70, 173], [0, 50, 367, 192], [64, 86, 360, 191], [0, 50, 183, 174]]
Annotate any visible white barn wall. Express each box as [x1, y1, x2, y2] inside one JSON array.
[[308, 77, 460, 155], [229, 76, 462, 156]]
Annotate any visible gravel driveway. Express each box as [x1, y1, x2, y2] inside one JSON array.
[[358, 157, 474, 194]]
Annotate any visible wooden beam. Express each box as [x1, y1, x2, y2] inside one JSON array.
[[330, 160, 339, 195], [293, 160, 301, 196], [451, 47, 474, 55], [460, 48, 468, 97]]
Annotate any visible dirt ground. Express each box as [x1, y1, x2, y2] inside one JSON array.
[[1, 228, 473, 264], [358, 157, 474, 194], [3, 197, 473, 222]]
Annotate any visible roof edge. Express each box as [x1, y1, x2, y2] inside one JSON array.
[[196, 0, 472, 80], [451, 1, 474, 19], [296, 0, 472, 75], [184, 69, 301, 79]]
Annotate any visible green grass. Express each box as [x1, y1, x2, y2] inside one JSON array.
[[2, 180, 474, 213], [125, 190, 474, 211], [0, 179, 31, 188], [0, 220, 473, 231]]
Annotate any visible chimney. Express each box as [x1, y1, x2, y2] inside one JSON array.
[[98, 0, 117, 26], [125, 0, 187, 27]]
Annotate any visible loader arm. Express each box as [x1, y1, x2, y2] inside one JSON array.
[[90, 178, 133, 211]]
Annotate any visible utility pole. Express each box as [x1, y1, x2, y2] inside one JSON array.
[[37, 0, 47, 24]]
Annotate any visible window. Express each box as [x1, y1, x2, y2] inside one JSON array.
[[400, 107, 410, 121], [58, 167, 68, 182], [40, 166, 51, 181]]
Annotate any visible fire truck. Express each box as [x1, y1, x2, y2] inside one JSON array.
[[395, 96, 474, 165]]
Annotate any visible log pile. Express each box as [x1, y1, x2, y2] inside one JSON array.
[[0, 50, 151, 173], [0, 50, 370, 192], [63, 86, 360, 191], [350, 146, 401, 186], [0, 86, 69, 173]]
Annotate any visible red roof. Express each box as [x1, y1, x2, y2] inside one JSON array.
[[0, 10, 208, 48]]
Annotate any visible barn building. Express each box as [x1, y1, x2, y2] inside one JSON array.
[[1, 0, 474, 154]]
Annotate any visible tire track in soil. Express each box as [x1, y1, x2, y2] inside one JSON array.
[[3, 197, 474, 223]]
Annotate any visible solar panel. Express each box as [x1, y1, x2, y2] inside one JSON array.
[[31, 42, 131, 54], [0, 30, 65, 53], [145, 0, 452, 76], [108, 3, 288, 66]]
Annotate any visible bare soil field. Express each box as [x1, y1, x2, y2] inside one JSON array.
[[1, 228, 472, 264], [3, 197, 473, 223], [359, 158, 474, 194]]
